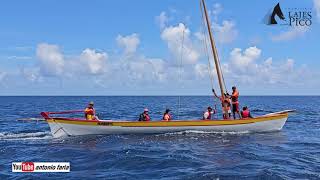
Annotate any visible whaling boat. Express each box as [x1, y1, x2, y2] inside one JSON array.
[[41, 111, 290, 138], [40, 0, 293, 138]]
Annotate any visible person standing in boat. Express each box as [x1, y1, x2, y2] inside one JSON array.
[[212, 89, 231, 119], [84, 101, 96, 120], [203, 106, 213, 120], [139, 108, 151, 121], [162, 109, 172, 121], [227, 86, 242, 119]]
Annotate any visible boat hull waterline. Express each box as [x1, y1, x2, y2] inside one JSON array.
[[41, 112, 288, 138]]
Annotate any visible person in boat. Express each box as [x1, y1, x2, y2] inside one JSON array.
[[84, 101, 96, 120], [226, 86, 242, 119], [162, 109, 172, 121], [241, 106, 253, 118], [203, 106, 213, 120], [139, 108, 151, 121], [212, 89, 231, 119]]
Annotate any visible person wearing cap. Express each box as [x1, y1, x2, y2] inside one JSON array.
[[139, 108, 151, 121], [203, 106, 213, 120], [162, 109, 172, 121], [84, 101, 96, 120]]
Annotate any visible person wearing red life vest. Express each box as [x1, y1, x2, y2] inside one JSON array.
[[212, 89, 231, 119], [203, 106, 213, 120], [139, 108, 151, 121], [84, 101, 96, 120], [241, 106, 253, 118], [162, 109, 172, 121]]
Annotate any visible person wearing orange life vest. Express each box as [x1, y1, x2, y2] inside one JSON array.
[[226, 86, 242, 119], [162, 109, 172, 121], [212, 89, 231, 119], [84, 101, 96, 120], [241, 106, 253, 118]]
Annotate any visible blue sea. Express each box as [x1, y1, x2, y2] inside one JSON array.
[[0, 96, 319, 179]]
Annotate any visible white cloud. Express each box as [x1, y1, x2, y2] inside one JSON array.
[[264, 57, 273, 67], [189, 46, 307, 88], [314, 0, 320, 20], [36, 43, 109, 78], [212, 20, 238, 44], [211, 3, 223, 16], [116, 33, 140, 54], [148, 58, 167, 81], [249, 36, 262, 46], [92, 54, 170, 89], [0, 71, 7, 82], [13, 25, 316, 94], [155, 11, 169, 29], [200, 3, 238, 44], [195, 3, 238, 44], [209, 3, 223, 22], [4, 46, 33, 52], [13, 46, 33, 51], [194, 63, 209, 78], [211, 46, 313, 87], [20, 68, 41, 82], [271, 27, 308, 41], [283, 58, 294, 72], [194, 31, 205, 42], [33, 41, 168, 86], [192, 46, 307, 89], [5, 56, 32, 60], [229, 46, 261, 69], [161, 23, 200, 64], [36, 43, 64, 76], [79, 49, 108, 75], [126, 57, 167, 82]]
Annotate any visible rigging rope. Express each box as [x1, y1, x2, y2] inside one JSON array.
[[199, 0, 214, 90], [199, 0, 228, 95], [217, 51, 228, 94], [199, 0, 220, 108], [178, 25, 185, 120]]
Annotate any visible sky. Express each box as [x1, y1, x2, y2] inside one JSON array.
[[0, 0, 319, 95]]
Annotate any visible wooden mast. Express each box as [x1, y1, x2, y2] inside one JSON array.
[[201, 0, 225, 98]]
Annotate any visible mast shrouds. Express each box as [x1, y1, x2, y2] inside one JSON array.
[[200, 0, 226, 98]]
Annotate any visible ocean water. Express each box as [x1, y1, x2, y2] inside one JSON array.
[[0, 96, 319, 179]]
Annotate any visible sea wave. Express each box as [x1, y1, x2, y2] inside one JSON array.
[[0, 96, 318, 179], [161, 130, 250, 136], [0, 131, 52, 140], [251, 108, 274, 113]]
